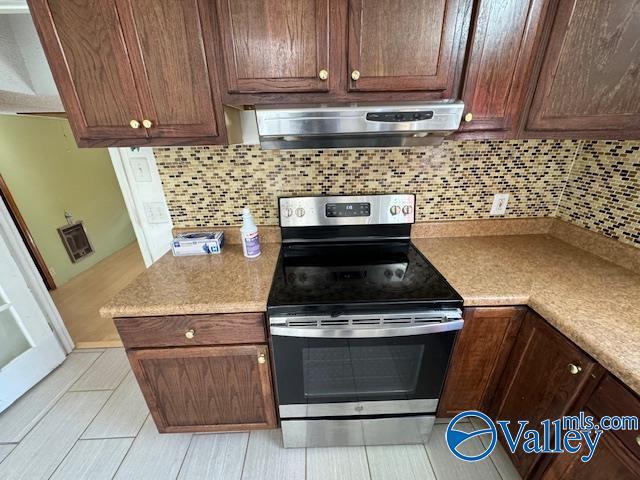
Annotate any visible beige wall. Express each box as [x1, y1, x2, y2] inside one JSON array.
[[0, 115, 136, 286]]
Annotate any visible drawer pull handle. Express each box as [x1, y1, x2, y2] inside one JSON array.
[[257, 353, 266, 364], [185, 329, 195, 339], [568, 363, 582, 375]]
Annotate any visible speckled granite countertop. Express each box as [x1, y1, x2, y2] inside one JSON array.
[[412, 235, 640, 395], [101, 235, 639, 394], [100, 243, 280, 318]]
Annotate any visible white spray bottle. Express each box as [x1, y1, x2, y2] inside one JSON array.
[[240, 207, 261, 258]]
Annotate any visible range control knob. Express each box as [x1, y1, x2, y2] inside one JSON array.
[[283, 207, 294, 218], [295, 207, 305, 217], [390, 205, 401, 215], [402, 205, 413, 215]]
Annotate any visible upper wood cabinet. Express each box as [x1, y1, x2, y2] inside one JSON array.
[[216, 0, 331, 94], [116, 0, 223, 140], [438, 306, 525, 417], [347, 0, 469, 94], [525, 0, 640, 139], [29, 0, 146, 144], [491, 310, 600, 478], [458, 0, 551, 136], [28, 0, 227, 147]]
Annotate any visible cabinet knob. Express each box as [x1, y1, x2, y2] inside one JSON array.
[[185, 329, 195, 339], [257, 353, 266, 364], [568, 363, 582, 375], [129, 119, 141, 129], [351, 70, 360, 81], [464, 112, 473, 122], [142, 119, 153, 128], [636, 435, 640, 447], [318, 69, 329, 81]]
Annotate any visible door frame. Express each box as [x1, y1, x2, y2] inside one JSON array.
[[0, 198, 73, 353], [0, 174, 56, 290]]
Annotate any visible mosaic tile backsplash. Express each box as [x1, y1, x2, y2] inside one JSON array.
[[557, 141, 639, 247], [154, 139, 640, 247]]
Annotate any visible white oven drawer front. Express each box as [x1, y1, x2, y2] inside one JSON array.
[[281, 415, 436, 448]]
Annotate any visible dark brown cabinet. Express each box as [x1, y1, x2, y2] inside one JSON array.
[[115, 312, 276, 433], [347, 0, 469, 95], [29, 0, 146, 144], [541, 374, 640, 479], [29, 0, 227, 147], [491, 310, 600, 478], [438, 306, 525, 417], [525, 0, 640, 139], [543, 423, 640, 480], [458, 0, 551, 136], [216, 0, 471, 103], [216, 0, 331, 94], [128, 345, 277, 433]]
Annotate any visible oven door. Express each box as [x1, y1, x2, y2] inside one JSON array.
[[270, 317, 462, 418]]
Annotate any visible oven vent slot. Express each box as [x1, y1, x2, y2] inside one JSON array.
[[321, 319, 351, 326], [413, 316, 446, 324], [351, 318, 381, 325], [381, 317, 412, 325], [288, 319, 319, 327]]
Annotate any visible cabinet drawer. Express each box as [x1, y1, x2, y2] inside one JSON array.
[[114, 313, 266, 348], [587, 374, 640, 458]]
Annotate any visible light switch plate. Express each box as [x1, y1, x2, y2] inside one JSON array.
[[143, 202, 170, 224], [490, 193, 509, 216]]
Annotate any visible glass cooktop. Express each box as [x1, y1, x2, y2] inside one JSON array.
[[267, 241, 462, 315]]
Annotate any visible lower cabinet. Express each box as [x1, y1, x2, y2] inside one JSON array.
[[437, 306, 525, 417], [128, 345, 277, 433], [540, 373, 640, 479], [490, 310, 601, 478], [115, 312, 277, 434], [542, 412, 640, 479]]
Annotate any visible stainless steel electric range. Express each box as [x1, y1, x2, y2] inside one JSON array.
[[267, 194, 463, 448]]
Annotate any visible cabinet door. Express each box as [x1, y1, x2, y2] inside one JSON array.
[[491, 311, 598, 478], [28, 0, 146, 144], [128, 345, 277, 433], [438, 307, 525, 417], [525, 0, 640, 137], [216, 0, 331, 93], [542, 409, 640, 479], [347, 0, 468, 93], [459, 0, 550, 135], [116, 0, 225, 140]]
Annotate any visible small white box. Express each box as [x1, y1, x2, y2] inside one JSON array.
[[171, 231, 224, 256]]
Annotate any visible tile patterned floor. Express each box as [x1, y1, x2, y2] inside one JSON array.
[[0, 349, 521, 480]]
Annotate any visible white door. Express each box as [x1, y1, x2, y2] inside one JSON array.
[[0, 210, 66, 412]]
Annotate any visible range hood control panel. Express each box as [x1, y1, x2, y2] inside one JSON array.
[[366, 111, 434, 122]]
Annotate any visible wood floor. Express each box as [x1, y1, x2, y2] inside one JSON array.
[[0, 349, 521, 480], [50, 243, 146, 349]]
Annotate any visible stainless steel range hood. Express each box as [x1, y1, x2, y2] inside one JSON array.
[[255, 101, 464, 149]]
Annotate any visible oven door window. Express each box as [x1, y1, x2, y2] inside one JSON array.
[[271, 332, 456, 405]]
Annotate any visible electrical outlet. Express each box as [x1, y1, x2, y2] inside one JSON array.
[[490, 193, 509, 216]]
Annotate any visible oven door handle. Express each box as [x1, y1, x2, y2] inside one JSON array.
[[270, 319, 464, 338]]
